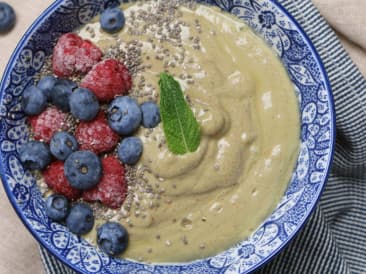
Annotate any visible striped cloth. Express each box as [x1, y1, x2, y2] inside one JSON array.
[[40, 0, 366, 273]]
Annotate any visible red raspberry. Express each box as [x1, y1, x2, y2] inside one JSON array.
[[80, 59, 132, 101], [75, 112, 120, 154], [52, 33, 103, 77], [28, 106, 69, 143], [43, 161, 81, 200], [83, 156, 127, 209]]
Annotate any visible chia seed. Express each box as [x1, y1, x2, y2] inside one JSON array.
[[182, 235, 189, 245]]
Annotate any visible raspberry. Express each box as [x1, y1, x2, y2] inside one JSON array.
[[28, 106, 69, 143], [80, 59, 132, 101], [75, 112, 120, 154], [83, 156, 127, 209], [43, 161, 81, 200], [52, 33, 103, 77]]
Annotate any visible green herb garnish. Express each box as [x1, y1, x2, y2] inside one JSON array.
[[159, 73, 201, 155]]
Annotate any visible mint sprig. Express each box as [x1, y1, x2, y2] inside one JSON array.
[[159, 73, 201, 155]]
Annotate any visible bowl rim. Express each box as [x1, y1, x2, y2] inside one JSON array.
[[242, 2, 336, 271], [0, 0, 336, 273]]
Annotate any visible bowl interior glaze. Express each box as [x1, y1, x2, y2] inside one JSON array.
[[0, 0, 335, 273]]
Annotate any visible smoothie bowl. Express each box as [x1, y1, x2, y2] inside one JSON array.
[[0, 0, 335, 273]]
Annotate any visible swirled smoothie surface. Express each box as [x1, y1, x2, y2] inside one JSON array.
[[78, 1, 299, 262]]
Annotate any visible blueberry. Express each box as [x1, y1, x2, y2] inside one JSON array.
[[64, 151, 102, 190], [37, 76, 57, 101], [100, 8, 125, 33], [107, 96, 142, 135], [69, 88, 99, 121], [50, 132, 78, 161], [66, 203, 94, 235], [51, 79, 77, 112], [97, 222, 128, 256], [56, 79, 78, 90], [141, 101, 161, 128], [0, 2, 15, 33], [45, 194, 69, 221], [21, 85, 47, 116], [117, 137, 143, 165], [18, 141, 51, 170]]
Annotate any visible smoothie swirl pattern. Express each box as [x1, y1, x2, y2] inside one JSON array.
[[75, 1, 299, 262]]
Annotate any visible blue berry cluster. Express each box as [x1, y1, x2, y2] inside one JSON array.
[[45, 194, 94, 235], [21, 74, 161, 168], [23, 76, 99, 121], [45, 193, 128, 253], [20, 76, 103, 185], [107, 96, 160, 165]]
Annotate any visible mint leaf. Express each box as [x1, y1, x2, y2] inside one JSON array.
[[159, 73, 201, 155]]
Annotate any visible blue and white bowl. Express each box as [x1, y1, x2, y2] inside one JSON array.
[[0, 0, 335, 273]]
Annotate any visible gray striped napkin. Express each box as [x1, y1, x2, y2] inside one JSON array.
[[40, 0, 366, 273]]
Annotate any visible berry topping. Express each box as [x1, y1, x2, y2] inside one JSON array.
[[83, 156, 127, 209], [28, 106, 69, 143], [37, 76, 57, 101], [0, 2, 15, 33], [69, 88, 99, 121], [64, 151, 102, 190], [80, 59, 132, 101], [50, 132, 79, 161], [66, 203, 94, 235], [51, 79, 78, 112], [107, 96, 141, 135], [45, 194, 70, 221], [100, 8, 125, 34], [52, 33, 103, 77], [75, 112, 119, 154], [97, 222, 129, 256], [117, 137, 143, 165], [21, 85, 47, 116], [18, 141, 51, 170], [43, 161, 82, 200], [141, 101, 161, 128]]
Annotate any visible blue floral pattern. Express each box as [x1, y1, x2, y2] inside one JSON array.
[[0, 0, 334, 273]]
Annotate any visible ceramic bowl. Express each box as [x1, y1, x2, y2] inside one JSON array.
[[0, 0, 335, 273]]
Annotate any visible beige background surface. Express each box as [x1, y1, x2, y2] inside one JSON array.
[[0, 1, 365, 273]]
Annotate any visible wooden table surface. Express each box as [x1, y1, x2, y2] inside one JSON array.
[[0, 2, 53, 273]]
